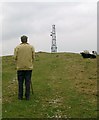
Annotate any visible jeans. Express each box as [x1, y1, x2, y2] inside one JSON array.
[[17, 70, 32, 99]]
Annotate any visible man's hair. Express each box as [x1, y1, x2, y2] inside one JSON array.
[[21, 35, 28, 43]]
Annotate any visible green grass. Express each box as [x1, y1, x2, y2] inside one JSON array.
[[2, 52, 97, 118]]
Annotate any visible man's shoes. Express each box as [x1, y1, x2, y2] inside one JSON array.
[[18, 97, 23, 100], [26, 97, 30, 100]]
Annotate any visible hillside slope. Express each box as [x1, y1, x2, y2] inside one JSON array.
[[2, 52, 97, 118]]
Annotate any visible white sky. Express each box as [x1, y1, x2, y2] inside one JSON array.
[[0, 0, 98, 56]]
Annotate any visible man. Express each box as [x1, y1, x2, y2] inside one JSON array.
[[14, 35, 35, 100]]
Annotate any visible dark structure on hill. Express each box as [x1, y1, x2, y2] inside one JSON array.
[[80, 51, 97, 59]]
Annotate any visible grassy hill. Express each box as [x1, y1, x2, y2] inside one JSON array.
[[2, 52, 97, 118]]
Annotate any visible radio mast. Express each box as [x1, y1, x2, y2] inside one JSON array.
[[50, 25, 57, 52]]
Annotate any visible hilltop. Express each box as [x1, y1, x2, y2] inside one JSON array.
[[2, 52, 97, 118]]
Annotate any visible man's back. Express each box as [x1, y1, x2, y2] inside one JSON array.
[[14, 43, 35, 70]]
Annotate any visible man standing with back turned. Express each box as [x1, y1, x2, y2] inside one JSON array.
[[14, 35, 35, 100]]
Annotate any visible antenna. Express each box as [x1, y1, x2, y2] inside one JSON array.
[[50, 25, 57, 52]]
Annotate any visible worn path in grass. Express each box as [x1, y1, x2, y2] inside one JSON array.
[[2, 52, 97, 118]]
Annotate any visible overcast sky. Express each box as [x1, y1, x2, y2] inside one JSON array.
[[0, 0, 98, 56]]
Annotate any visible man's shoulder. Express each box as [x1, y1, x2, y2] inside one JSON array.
[[15, 44, 22, 49], [28, 44, 34, 49], [15, 43, 34, 50]]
